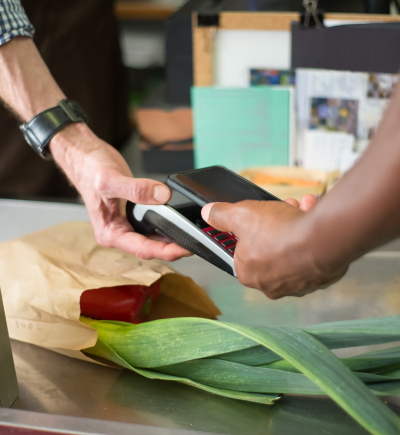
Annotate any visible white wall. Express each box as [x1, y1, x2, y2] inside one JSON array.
[[213, 30, 291, 87]]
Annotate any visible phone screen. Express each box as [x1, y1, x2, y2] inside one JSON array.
[[167, 166, 280, 207]]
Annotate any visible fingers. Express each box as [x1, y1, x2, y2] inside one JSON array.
[[127, 235, 191, 261], [284, 195, 317, 212], [95, 217, 191, 261], [257, 264, 347, 300], [147, 233, 195, 256], [299, 194, 318, 212], [97, 170, 171, 205], [284, 198, 300, 208], [202, 202, 239, 233]]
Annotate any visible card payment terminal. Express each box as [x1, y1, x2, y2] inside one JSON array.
[[126, 166, 281, 277]]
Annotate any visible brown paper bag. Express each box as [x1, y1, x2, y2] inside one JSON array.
[[0, 221, 220, 362]]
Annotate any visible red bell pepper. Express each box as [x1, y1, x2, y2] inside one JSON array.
[[80, 280, 161, 324]]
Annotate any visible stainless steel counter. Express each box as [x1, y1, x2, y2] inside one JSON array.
[[0, 198, 400, 435]]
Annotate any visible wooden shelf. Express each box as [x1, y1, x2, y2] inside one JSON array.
[[115, 1, 177, 20]]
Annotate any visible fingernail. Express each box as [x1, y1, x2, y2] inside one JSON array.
[[153, 185, 170, 203], [183, 251, 194, 257], [201, 203, 215, 221]]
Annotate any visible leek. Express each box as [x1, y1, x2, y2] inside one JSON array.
[[82, 315, 400, 435]]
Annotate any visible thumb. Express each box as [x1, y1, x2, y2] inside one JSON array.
[[101, 171, 171, 205], [202, 202, 238, 233]]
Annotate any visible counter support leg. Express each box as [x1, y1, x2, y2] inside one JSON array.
[[0, 288, 18, 408]]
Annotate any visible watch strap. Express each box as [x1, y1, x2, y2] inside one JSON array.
[[20, 99, 88, 160]]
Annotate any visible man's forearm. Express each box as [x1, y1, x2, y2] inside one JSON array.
[[0, 36, 99, 187], [0, 30, 187, 262], [0, 37, 65, 121], [308, 83, 400, 272]]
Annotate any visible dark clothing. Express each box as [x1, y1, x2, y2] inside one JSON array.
[[0, 0, 130, 198]]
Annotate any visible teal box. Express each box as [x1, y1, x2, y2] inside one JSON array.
[[191, 87, 293, 171]]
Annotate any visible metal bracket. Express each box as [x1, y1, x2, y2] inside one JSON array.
[[198, 12, 219, 27], [0, 288, 19, 408], [197, 0, 226, 27], [301, 0, 324, 28]]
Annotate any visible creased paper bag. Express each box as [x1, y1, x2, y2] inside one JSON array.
[[0, 221, 221, 361]]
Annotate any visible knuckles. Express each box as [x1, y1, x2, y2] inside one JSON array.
[[263, 291, 282, 300], [132, 180, 151, 204], [93, 172, 110, 194], [94, 228, 113, 249], [235, 262, 256, 289], [235, 254, 324, 299]]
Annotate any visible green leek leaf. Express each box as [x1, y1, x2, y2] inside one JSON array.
[[84, 328, 278, 405], [81, 316, 400, 435]]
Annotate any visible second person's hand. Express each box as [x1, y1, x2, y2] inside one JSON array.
[[201, 195, 347, 299]]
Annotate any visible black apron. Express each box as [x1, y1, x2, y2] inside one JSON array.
[[0, 0, 130, 198]]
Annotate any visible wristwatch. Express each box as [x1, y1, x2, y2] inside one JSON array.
[[20, 99, 89, 160]]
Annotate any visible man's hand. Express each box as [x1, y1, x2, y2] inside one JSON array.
[[50, 123, 190, 261], [0, 37, 189, 261], [201, 196, 347, 299]]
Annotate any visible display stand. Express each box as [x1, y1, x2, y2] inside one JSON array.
[[0, 288, 18, 408]]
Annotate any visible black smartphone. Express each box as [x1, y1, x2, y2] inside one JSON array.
[[167, 165, 281, 207]]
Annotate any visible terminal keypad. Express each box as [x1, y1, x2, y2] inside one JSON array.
[[195, 219, 237, 256]]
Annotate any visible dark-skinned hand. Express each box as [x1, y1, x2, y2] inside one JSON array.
[[201, 195, 347, 299]]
